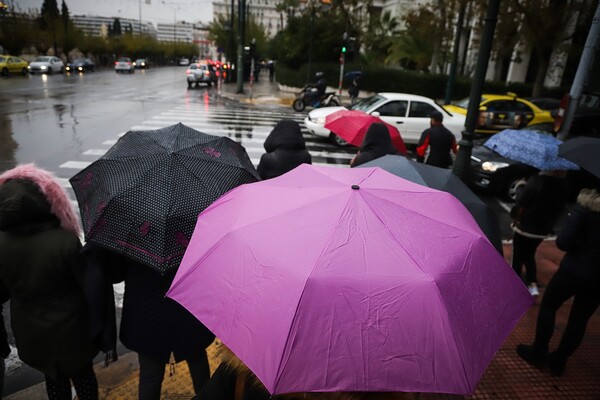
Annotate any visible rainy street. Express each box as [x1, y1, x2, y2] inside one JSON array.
[[0, 65, 516, 396]]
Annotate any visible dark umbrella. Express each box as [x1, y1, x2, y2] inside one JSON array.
[[344, 70, 362, 81], [70, 123, 260, 274], [558, 136, 600, 179], [359, 155, 503, 254]]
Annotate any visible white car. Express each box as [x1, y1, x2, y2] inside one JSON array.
[[28, 56, 64, 74], [304, 93, 466, 146], [115, 57, 135, 73]]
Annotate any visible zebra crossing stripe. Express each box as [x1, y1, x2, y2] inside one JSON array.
[[83, 149, 108, 156], [60, 161, 91, 169]]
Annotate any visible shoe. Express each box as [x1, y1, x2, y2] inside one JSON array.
[[528, 283, 540, 297], [516, 344, 546, 368], [547, 352, 566, 377]]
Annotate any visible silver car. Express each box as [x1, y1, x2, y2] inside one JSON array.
[[115, 57, 135, 73], [28, 56, 64, 74], [186, 63, 216, 88]]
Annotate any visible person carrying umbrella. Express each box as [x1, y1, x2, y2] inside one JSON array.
[[517, 184, 600, 376], [257, 119, 312, 180], [416, 111, 457, 168], [350, 122, 399, 167], [510, 170, 569, 299], [0, 164, 99, 400], [70, 124, 261, 400]]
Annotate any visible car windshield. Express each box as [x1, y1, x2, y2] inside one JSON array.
[[0, 57, 6, 62], [189, 64, 197, 69], [350, 95, 387, 112], [455, 96, 488, 108], [118, 58, 130, 62], [72, 59, 84, 63], [35, 57, 51, 62], [135, 59, 145, 63]]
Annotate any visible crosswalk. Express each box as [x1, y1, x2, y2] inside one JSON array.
[[55, 102, 357, 206]]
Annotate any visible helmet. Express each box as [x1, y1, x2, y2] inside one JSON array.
[[315, 71, 324, 79]]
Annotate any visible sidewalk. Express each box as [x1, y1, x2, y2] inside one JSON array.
[[6, 240, 599, 399]]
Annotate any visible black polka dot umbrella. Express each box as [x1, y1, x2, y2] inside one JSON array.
[[70, 123, 260, 274]]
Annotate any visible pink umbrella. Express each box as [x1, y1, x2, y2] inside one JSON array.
[[167, 165, 532, 396], [325, 109, 407, 154]]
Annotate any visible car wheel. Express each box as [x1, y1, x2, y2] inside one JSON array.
[[21, 68, 28, 76], [330, 132, 349, 147], [59, 67, 64, 74], [292, 99, 305, 112], [47, 68, 53, 75], [505, 176, 528, 202], [188, 81, 193, 89], [1, 67, 8, 76]]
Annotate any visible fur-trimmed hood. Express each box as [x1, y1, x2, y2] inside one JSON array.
[[578, 188, 600, 212], [217, 343, 414, 400], [0, 164, 81, 235]]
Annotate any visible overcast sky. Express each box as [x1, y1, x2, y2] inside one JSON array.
[[13, 0, 214, 25]]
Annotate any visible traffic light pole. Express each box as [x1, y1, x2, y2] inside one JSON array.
[[338, 53, 345, 96]]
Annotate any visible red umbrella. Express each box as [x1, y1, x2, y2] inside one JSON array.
[[325, 109, 407, 154]]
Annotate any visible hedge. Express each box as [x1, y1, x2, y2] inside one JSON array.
[[276, 62, 566, 102]]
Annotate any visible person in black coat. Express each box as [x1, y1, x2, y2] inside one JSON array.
[[510, 171, 569, 298], [0, 165, 99, 400], [416, 111, 457, 168], [85, 245, 215, 400], [516, 187, 600, 376], [350, 122, 398, 168], [257, 119, 312, 180]]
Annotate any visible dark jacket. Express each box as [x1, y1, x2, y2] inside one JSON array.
[[87, 247, 215, 363], [556, 189, 600, 282], [510, 174, 569, 236], [416, 124, 457, 168], [350, 123, 398, 167], [0, 178, 97, 378], [257, 120, 312, 180]]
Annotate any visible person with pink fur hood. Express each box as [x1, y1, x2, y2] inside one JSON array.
[[0, 164, 99, 400]]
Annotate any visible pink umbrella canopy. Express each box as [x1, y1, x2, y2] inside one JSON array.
[[325, 109, 407, 154], [167, 165, 532, 395]]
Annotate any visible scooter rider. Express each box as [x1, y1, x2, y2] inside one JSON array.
[[307, 72, 327, 107]]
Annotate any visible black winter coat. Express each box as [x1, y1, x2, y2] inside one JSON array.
[[350, 123, 398, 167], [87, 247, 215, 363], [0, 179, 97, 378], [556, 189, 600, 282], [510, 174, 569, 236], [257, 119, 312, 180]]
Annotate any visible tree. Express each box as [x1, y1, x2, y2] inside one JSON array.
[[40, 0, 60, 55], [0, 7, 34, 55], [387, 7, 437, 71], [208, 12, 267, 64], [362, 11, 400, 64], [58, 0, 80, 57]]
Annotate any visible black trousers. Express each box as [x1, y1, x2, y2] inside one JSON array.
[[45, 363, 98, 400], [533, 267, 600, 361], [512, 232, 543, 284], [138, 351, 210, 400]]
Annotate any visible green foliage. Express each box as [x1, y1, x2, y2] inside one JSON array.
[[276, 62, 565, 100], [0, 10, 34, 55], [208, 11, 268, 63]]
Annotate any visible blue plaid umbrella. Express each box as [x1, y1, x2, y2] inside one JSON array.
[[484, 129, 579, 171]]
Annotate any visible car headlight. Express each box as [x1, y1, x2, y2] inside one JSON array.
[[481, 161, 509, 172], [314, 117, 326, 125], [40, 65, 47, 69]]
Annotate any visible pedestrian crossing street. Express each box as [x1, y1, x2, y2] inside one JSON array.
[[54, 103, 357, 208]]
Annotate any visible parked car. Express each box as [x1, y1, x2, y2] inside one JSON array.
[[28, 56, 64, 74], [186, 62, 216, 88], [445, 93, 555, 135], [470, 109, 600, 201], [115, 57, 135, 73], [66, 58, 95, 73], [304, 93, 466, 146], [179, 58, 190, 66], [133, 59, 150, 69], [0, 55, 28, 76]]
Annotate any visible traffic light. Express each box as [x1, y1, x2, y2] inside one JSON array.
[[341, 44, 347, 54]]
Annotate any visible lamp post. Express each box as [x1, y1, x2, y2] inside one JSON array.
[[138, 0, 142, 35], [453, 0, 500, 182]]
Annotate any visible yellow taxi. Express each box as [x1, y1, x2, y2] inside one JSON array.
[[445, 92, 555, 135], [0, 55, 29, 76]]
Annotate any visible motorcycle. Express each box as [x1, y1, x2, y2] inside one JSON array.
[[292, 85, 341, 112]]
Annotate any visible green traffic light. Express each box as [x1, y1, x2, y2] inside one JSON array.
[[342, 46, 347, 53]]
